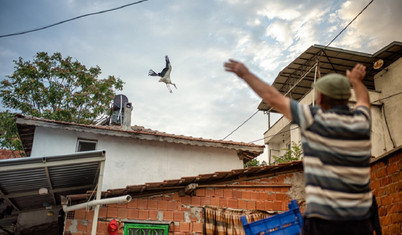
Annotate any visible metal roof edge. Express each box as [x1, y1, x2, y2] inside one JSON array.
[[0, 150, 106, 168], [257, 41, 402, 111], [312, 44, 372, 57], [372, 41, 402, 57]]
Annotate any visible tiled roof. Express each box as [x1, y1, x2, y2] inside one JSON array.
[[15, 114, 265, 157], [67, 160, 303, 202], [0, 149, 23, 159]]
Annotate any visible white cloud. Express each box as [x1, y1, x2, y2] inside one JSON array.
[[265, 21, 293, 48], [1, 0, 401, 163], [331, 0, 402, 52]]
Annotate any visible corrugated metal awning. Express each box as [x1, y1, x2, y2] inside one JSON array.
[[258, 41, 402, 111], [0, 150, 105, 231]]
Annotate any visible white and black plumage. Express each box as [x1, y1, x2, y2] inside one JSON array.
[[148, 55, 177, 93]]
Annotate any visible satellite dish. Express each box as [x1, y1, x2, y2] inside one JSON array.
[[373, 59, 384, 70], [112, 94, 128, 110]]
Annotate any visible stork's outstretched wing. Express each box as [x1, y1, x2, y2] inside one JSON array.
[[148, 55, 177, 93], [159, 56, 171, 78]]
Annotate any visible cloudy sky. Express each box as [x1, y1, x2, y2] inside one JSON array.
[[1, 0, 401, 161]]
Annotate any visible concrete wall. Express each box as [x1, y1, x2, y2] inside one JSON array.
[[265, 90, 315, 163], [64, 170, 305, 235], [370, 104, 394, 157], [30, 127, 244, 190], [373, 57, 402, 149], [15, 207, 61, 235]]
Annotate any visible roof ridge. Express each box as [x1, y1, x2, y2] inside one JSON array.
[[68, 161, 303, 200], [16, 114, 264, 147]]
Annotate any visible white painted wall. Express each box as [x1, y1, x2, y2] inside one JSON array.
[[30, 127, 244, 189]]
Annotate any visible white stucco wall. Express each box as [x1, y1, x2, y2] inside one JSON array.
[[30, 127, 244, 189]]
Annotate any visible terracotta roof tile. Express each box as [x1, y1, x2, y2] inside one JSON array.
[[0, 149, 23, 159], [16, 114, 264, 151], [67, 160, 303, 202]]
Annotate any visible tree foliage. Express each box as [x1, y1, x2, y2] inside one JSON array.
[[0, 52, 124, 124], [272, 141, 303, 163], [0, 52, 124, 151], [244, 159, 268, 168], [0, 111, 24, 153]]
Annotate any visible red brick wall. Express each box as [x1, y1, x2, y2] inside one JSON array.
[[63, 148, 402, 235], [0, 149, 22, 159], [64, 172, 303, 235], [370, 148, 402, 235]]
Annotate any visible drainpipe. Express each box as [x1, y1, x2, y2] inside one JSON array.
[[91, 160, 104, 235], [62, 195, 132, 212], [61, 160, 109, 235], [62, 161, 111, 234]]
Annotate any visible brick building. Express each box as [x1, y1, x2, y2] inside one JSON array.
[[63, 161, 305, 235], [370, 146, 402, 235], [63, 146, 401, 235]]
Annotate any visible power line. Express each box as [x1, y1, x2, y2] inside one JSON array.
[[288, 0, 375, 91], [221, 110, 259, 140], [249, 127, 300, 144], [222, 0, 375, 141], [325, 0, 374, 49], [0, 0, 149, 38], [371, 91, 402, 103]]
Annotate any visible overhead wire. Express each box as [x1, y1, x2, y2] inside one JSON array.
[[222, 63, 316, 142], [371, 91, 402, 103], [222, 0, 375, 142], [221, 110, 259, 140], [0, 0, 149, 38], [324, 0, 374, 49], [249, 127, 300, 144], [248, 90, 402, 144]]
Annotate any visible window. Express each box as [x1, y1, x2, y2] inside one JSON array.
[[76, 139, 97, 152], [124, 223, 168, 235]]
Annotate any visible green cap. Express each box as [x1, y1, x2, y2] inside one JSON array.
[[313, 73, 351, 99]]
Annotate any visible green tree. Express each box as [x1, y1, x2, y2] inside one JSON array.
[[244, 159, 268, 168], [1, 52, 124, 124], [0, 111, 24, 153], [0, 52, 124, 151], [272, 141, 303, 163]]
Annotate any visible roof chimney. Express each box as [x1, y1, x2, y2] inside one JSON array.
[[122, 102, 133, 131]]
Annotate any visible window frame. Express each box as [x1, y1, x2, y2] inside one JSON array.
[[76, 138, 97, 152], [123, 223, 169, 235]]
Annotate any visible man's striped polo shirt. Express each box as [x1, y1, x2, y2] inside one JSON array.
[[290, 99, 372, 221]]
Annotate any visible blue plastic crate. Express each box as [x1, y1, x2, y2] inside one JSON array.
[[241, 200, 303, 235]]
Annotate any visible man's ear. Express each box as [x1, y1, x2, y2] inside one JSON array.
[[316, 91, 322, 106]]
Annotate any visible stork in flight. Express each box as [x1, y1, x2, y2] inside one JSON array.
[[148, 55, 177, 93]]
